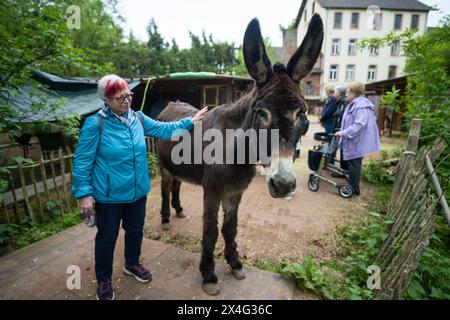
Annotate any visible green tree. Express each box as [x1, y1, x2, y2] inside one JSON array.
[[44, 0, 122, 76], [234, 37, 277, 76], [0, 0, 99, 139], [359, 18, 450, 145], [112, 32, 152, 77], [146, 19, 170, 75]]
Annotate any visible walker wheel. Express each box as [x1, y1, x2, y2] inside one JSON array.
[[338, 184, 353, 198], [308, 174, 320, 192]]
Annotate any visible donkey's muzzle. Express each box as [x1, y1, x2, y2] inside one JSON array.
[[268, 172, 296, 198]]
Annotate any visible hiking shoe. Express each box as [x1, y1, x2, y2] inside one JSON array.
[[123, 264, 152, 283], [96, 281, 115, 300]]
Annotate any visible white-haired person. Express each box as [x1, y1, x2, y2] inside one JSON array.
[[330, 85, 349, 170], [72, 75, 208, 300]]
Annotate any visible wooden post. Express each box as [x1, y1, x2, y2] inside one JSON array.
[[388, 119, 422, 216], [30, 166, 44, 220], [405, 119, 422, 153], [50, 151, 61, 200], [2, 204, 11, 224], [59, 149, 72, 211], [8, 172, 20, 223], [50, 151, 64, 215], [18, 164, 36, 223], [65, 146, 73, 184], [39, 156, 50, 199]]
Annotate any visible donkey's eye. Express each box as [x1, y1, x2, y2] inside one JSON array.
[[293, 109, 302, 122], [256, 108, 272, 127], [257, 108, 271, 120]]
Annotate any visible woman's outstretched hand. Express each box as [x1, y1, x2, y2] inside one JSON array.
[[192, 107, 209, 123]]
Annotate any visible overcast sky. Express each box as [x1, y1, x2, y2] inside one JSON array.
[[118, 0, 449, 48]]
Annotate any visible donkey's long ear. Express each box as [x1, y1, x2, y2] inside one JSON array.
[[287, 14, 324, 82], [243, 18, 272, 86]]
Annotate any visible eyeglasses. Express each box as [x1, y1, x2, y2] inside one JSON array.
[[114, 93, 134, 103]]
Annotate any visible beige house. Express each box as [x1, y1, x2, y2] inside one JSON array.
[[282, 0, 430, 110]]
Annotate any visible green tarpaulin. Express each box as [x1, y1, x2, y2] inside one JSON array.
[[5, 70, 140, 123]]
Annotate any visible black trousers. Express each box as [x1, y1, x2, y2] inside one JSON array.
[[94, 197, 147, 282], [340, 149, 349, 170], [347, 157, 363, 194]]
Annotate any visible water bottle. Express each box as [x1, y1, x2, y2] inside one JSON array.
[[80, 207, 96, 227]]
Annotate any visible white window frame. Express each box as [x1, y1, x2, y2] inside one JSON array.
[[391, 41, 400, 56], [373, 13, 382, 30], [330, 65, 339, 81], [369, 45, 379, 56], [368, 65, 377, 81], [345, 65, 355, 81], [348, 39, 357, 56], [331, 39, 341, 55]]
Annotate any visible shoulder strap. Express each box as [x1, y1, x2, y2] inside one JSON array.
[[135, 111, 144, 126], [96, 114, 103, 137], [95, 114, 103, 154]]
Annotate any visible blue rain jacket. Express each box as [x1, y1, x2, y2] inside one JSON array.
[[72, 110, 193, 203]]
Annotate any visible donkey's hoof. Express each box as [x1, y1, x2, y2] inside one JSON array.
[[232, 269, 246, 280], [161, 222, 171, 231], [202, 283, 220, 296], [176, 211, 186, 218]]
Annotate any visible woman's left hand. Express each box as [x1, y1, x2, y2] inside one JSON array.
[[192, 107, 209, 122]]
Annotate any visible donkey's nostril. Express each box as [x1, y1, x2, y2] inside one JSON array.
[[269, 177, 277, 190], [270, 175, 296, 193]]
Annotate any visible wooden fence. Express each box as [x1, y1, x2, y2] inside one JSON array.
[[1, 138, 160, 224], [146, 137, 158, 156], [1, 149, 74, 224], [373, 119, 449, 299]]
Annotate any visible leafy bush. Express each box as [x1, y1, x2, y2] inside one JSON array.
[[44, 200, 65, 218], [0, 224, 21, 246], [148, 152, 159, 177], [281, 255, 340, 299], [362, 159, 394, 185], [0, 210, 80, 254], [362, 147, 400, 186], [404, 215, 450, 299]]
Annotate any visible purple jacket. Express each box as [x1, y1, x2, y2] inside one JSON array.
[[338, 96, 380, 161]]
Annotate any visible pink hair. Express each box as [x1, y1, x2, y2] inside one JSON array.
[[98, 75, 129, 100]]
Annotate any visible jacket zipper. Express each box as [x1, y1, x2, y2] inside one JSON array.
[[128, 125, 137, 201], [106, 174, 110, 197]]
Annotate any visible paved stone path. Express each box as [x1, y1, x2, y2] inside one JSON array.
[[0, 224, 301, 300]]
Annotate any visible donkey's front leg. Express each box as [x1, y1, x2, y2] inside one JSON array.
[[222, 192, 245, 280], [200, 191, 221, 296]]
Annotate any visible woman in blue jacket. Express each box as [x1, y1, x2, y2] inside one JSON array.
[[72, 75, 207, 300]]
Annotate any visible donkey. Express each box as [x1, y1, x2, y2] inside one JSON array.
[[156, 14, 323, 295]]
